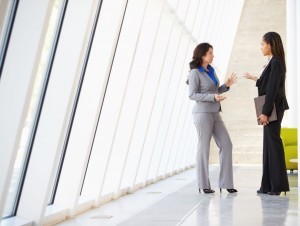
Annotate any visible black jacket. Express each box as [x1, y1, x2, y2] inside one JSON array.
[[256, 57, 289, 116]]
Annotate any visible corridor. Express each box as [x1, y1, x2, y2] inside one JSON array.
[[57, 166, 299, 226]]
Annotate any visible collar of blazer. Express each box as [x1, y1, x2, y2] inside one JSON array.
[[198, 65, 218, 86], [260, 56, 273, 77]]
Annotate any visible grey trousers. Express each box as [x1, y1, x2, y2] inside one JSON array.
[[193, 112, 234, 189]]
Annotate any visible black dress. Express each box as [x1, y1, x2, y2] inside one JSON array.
[[256, 57, 290, 192]]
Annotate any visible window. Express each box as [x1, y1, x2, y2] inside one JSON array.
[[0, 0, 18, 79], [2, 0, 64, 217]]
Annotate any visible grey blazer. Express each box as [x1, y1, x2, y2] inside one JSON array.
[[188, 68, 229, 113]]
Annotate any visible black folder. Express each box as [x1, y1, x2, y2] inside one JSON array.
[[254, 95, 277, 125]]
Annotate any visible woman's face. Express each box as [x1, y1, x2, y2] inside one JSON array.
[[261, 39, 272, 56], [202, 47, 214, 64]]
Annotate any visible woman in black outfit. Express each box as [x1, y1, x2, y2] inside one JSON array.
[[244, 31, 290, 195]]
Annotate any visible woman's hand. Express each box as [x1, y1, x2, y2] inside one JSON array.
[[244, 72, 258, 81], [225, 73, 237, 87], [258, 114, 269, 125], [214, 94, 226, 102]]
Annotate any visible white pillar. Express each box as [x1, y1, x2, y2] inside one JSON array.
[[286, 0, 297, 127], [295, 0, 300, 190]]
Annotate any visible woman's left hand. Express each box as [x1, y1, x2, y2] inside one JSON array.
[[225, 73, 237, 87], [258, 114, 269, 125]]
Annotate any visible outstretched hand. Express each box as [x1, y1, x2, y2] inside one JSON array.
[[243, 72, 258, 81], [225, 73, 237, 87]]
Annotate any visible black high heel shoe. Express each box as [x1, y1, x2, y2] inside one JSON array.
[[257, 189, 267, 194], [220, 188, 238, 193], [199, 189, 215, 194], [267, 191, 286, 196]]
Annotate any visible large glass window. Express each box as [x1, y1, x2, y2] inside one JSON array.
[[0, 0, 18, 79], [79, 0, 128, 199], [2, 0, 64, 218], [99, 0, 150, 196]]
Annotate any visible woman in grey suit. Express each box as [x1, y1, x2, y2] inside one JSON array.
[[188, 43, 237, 194]]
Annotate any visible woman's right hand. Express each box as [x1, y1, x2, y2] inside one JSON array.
[[214, 94, 226, 102], [243, 72, 258, 81]]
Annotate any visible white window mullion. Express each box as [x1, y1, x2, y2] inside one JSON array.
[[125, 2, 180, 190], [79, 0, 128, 203], [145, 0, 191, 183], [0, 0, 55, 218], [165, 97, 192, 174], [115, 0, 166, 194], [133, 3, 182, 186], [47, 0, 99, 216], [16, 0, 99, 222], [99, 0, 149, 197], [155, 0, 202, 178], [173, 103, 194, 170]]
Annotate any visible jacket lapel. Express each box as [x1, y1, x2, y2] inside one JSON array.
[[198, 70, 217, 86], [260, 57, 273, 77]]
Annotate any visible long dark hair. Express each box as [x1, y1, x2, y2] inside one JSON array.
[[189, 43, 213, 70], [263, 32, 286, 72]]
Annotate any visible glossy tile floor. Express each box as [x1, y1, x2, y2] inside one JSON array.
[[57, 165, 299, 226]]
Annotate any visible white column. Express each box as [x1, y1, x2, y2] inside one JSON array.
[[296, 0, 300, 190], [286, 0, 297, 127]]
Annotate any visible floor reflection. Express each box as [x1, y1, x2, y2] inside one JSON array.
[[287, 172, 298, 188], [195, 195, 212, 225], [219, 193, 237, 226], [258, 194, 289, 226]]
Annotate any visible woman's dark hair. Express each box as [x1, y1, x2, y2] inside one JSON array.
[[263, 32, 286, 72], [189, 43, 213, 70]]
